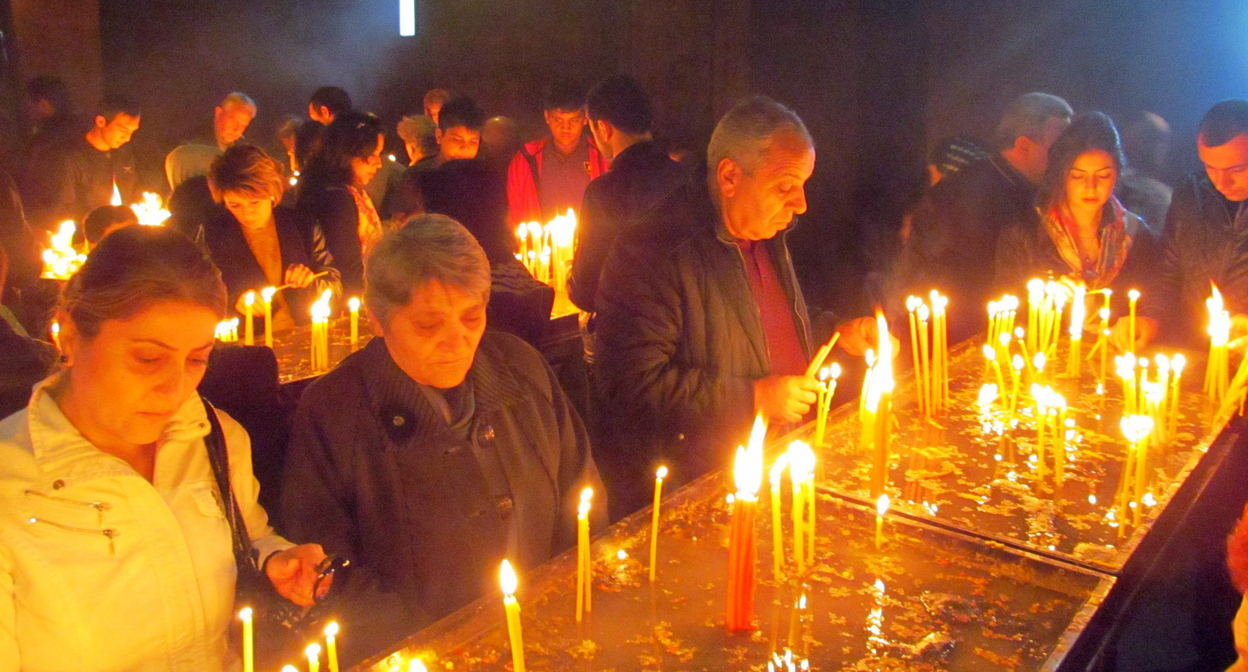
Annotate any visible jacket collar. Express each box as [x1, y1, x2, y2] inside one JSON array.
[[24, 373, 210, 484], [359, 336, 528, 447]]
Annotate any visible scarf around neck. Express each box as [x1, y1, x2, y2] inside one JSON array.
[[1041, 196, 1136, 289]]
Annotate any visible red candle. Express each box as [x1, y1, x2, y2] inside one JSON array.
[[726, 415, 765, 633]]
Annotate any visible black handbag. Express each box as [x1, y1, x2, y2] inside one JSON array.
[[200, 396, 351, 661]]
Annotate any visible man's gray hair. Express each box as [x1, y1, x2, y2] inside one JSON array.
[[397, 114, 439, 156], [994, 92, 1072, 149], [220, 91, 257, 114], [706, 96, 813, 175], [364, 214, 491, 325]]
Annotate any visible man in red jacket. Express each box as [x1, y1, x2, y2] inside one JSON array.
[[506, 79, 607, 226]]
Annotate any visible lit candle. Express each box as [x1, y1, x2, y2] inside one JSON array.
[[499, 560, 526, 672], [306, 643, 322, 672], [410, 660, 429, 672], [931, 291, 949, 411], [769, 455, 787, 581], [907, 296, 924, 417], [869, 312, 896, 499], [1128, 289, 1140, 356], [983, 345, 1006, 393], [1206, 284, 1230, 403], [1010, 355, 1023, 420], [875, 494, 890, 549], [649, 466, 667, 582], [788, 441, 816, 572], [917, 304, 932, 415], [243, 291, 255, 345], [282, 667, 298, 672], [1098, 306, 1110, 388], [239, 607, 254, 672], [726, 415, 765, 632], [324, 622, 340, 672], [1067, 284, 1085, 378], [576, 490, 591, 621], [1053, 393, 1067, 487], [1170, 354, 1186, 436], [348, 297, 360, 351], [50, 321, 60, 350], [261, 287, 276, 348], [1027, 279, 1043, 353]]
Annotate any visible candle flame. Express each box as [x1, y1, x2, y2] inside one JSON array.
[[1121, 414, 1155, 443], [238, 606, 253, 621], [1033, 352, 1046, 372], [1209, 283, 1230, 345], [876, 493, 890, 516], [283, 667, 299, 672], [244, 291, 255, 306], [261, 286, 276, 302], [982, 344, 996, 361], [770, 454, 788, 485], [1012, 354, 1024, 371], [305, 643, 321, 660], [499, 559, 518, 596], [1069, 284, 1087, 337], [410, 661, 429, 672], [656, 465, 668, 480], [130, 191, 170, 226], [1027, 278, 1044, 294], [41, 221, 88, 279], [348, 297, 360, 311], [580, 486, 594, 503], [1172, 353, 1186, 375], [734, 415, 766, 497], [109, 181, 121, 206], [1129, 288, 1141, 301], [787, 441, 816, 485], [906, 295, 920, 311], [578, 498, 590, 518], [977, 383, 998, 408], [830, 362, 842, 379], [324, 621, 339, 638]]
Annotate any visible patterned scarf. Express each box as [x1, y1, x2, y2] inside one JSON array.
[[348, 185, 384, 257], [1041, 196, 1136, 290]]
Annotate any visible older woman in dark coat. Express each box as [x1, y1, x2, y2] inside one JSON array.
[[280, 214, 604, 665], [204, 145, 341, 334]]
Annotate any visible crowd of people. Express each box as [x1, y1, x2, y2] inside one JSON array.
[[4, 68, 1248, 669]]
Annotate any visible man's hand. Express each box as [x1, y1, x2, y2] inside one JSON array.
[[266, 543, 329, 607], [284, 264, 316, 289], [754, 375, 820, 424], [834, 316, 900, 358], [1108, 316, 1159, 353]]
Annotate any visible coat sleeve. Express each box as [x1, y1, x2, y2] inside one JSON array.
[[594, 241, 756, 433], [536, 346, 607, 543], [991, 221, 1038, 294], [305, 222, 344, 300], [219, 409, 294, 564], [0, 539, 16, 672], [567, 179, 609, 312], [506, 151, 541, 227], [1141, 191, 1185, 321], [311, 189, 365, 295]]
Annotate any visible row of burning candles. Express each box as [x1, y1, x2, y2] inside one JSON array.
[[215, 290, 362, 370], [514, 209, 576, 294], [41, 187, 171, 280]]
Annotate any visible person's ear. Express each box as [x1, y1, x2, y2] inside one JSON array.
[[58, 315, 80, 366], [716, 157, 741, 199], [367, 308, 386, 338], [94, 115, 107, 130]]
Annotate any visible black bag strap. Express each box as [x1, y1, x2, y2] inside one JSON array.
[[522, 145, 541, 193], [200, 396, 261, 574]]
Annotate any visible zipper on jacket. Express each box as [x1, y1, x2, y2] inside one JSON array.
[[27, 517, 119, 555], [24, 489, 111, 526]]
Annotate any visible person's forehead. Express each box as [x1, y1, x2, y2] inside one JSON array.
[[111, 113, 141, 129], [548, 108, 584, 119], [222, 102, 255, 118], [759, 132, 815, 174], [446, 126, 479, 139], [405, 280, 484, 311]]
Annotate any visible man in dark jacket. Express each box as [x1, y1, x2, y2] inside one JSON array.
[[593, 96, 819, 515], [569, 75, 685, 314], [281, 215, 603, 665], [22, 94, 141, 231], [881, 92, 1071, 348], [1137, 100, 1248, 348]]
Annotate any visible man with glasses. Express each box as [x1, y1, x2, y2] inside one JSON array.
[[506, 79, 608, 226]]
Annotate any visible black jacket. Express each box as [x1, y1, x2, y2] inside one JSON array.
[[279, 333, 604, 663], [0, 318, 56, 420], [1143, 173, 1248, 343], [21, 135, 137, 231], [0, 171, 40, 296], [202, 206, 342, 326], [569, 139, 685, 312], [167, 175, 220, 244], [993, 206, 1161, 317], [593, 183, 812, 511], [897, 154, 1037, 342], [296, 179, 366, 295]]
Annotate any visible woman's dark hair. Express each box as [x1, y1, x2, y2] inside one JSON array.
[[294, 120, 326, 171], [60, 226, 227, 339], [1040, 111, 1125, 212], [302, 111, 383, 186]]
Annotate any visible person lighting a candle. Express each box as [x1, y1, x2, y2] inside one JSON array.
[[280, 214, 604, 666], [992, 112, 1160, 350], [0, 226, 327, 671], [595, 97, 819, 515], [203, 145, 342, 337], [1139, 100, 1248, 349]]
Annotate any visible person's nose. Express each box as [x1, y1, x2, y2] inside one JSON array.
[[790, 186, 808, 215]]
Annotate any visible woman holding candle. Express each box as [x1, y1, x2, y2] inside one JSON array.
[[297, 111, 387, 295], [204, 145, 342, 336], [993, 112, 1160, 349], [281, 215, 604, 665], [0, 226, 327, 671]]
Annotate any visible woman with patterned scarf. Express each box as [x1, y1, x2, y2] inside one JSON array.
[[994, 111, 1161, 349]]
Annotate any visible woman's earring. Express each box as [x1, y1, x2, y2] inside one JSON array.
[[58, 355, 68, 364]]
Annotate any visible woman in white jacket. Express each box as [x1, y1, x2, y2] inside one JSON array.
[[0, 226, 327, 671]]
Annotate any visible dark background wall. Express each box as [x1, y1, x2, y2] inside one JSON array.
[[6, 0, 1246, 315]]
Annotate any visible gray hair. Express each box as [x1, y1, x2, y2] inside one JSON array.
[[994, 92, 1072, 149], [397, 114, 439, 155], [219, 91, 257, 114], [364, 214, 491, 325], [706, 96, 813, 176]]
